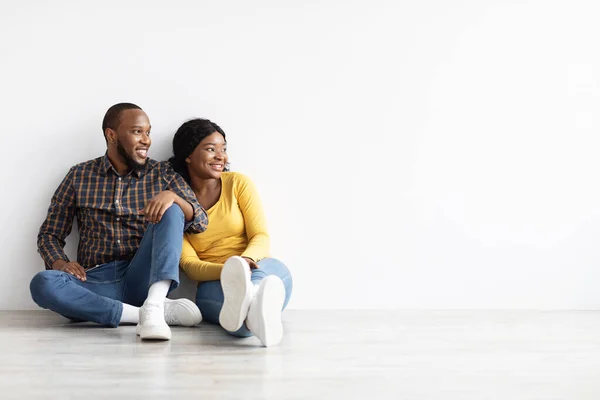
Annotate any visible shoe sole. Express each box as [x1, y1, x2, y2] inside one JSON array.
[[249, 276, 285, 347], [165, 298, 202, 326], [219, 256, 253, 332], [137, 324, 172, 340]]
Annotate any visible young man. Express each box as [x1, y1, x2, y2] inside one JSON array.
[[30, 103, 207, 340]]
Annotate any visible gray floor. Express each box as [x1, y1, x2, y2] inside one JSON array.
[[1, 310, 600, 399]]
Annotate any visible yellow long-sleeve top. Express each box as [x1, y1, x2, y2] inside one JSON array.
[[180, 172, 270, 282]]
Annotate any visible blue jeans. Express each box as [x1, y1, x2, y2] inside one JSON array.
[[30, 205, 185, 327], [196, 258, 293, 337]]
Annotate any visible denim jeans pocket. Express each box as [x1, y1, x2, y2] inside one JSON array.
[[85, 262, 120, 284]]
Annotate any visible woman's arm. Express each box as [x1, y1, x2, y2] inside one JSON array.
[[180, 234, 223, 281]]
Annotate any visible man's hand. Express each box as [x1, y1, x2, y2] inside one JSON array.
[[242, 257, 259, 270], [53, 260, 86, 281], [139, 190, 177, 224]]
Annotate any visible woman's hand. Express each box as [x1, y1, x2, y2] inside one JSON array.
[[242, 257, 259, 270]]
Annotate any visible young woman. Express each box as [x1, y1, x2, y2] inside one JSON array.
[[169, 119, 293, 347]]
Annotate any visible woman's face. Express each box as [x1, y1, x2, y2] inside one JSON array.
[[187, 131, 228, 180]]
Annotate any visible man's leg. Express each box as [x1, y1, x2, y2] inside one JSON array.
[[29, 262, 124, 327], [122, 205, 201, 339]]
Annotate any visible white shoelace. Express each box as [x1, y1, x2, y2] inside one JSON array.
[[141, 303, 164, 324]]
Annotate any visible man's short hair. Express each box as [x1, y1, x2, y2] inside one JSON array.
[[102, 103, 142, 135]]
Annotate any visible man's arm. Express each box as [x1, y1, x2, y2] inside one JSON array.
[[166, 171, 208, 234], [172, 193, 194, 222], [139, 165, 208, 233], [37, 168, 77, 270]]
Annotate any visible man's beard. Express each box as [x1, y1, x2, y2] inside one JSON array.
[[117, 140, 147, 173]]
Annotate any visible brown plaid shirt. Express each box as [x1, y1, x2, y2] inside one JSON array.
[[37, 154, 208, 270]]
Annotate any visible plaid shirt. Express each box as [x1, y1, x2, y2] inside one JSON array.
[[37, 154, 208, 270]]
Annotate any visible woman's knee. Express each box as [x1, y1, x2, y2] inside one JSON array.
[[256, 258, 293, 309], [258, 258, 292, 281]]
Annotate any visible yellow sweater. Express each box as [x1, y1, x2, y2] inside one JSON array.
[[180, 172, 270, 282]]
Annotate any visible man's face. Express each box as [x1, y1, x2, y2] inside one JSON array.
[[109, 109, 151, 171]]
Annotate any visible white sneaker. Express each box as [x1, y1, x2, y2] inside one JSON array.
[[246, 276, 285, 347], [136, 303, 171, 340], [164, 298, 202, 326], [219, 256, 253, 332]]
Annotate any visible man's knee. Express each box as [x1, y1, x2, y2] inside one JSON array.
[[161, 204, 185, 223], [30, 270, 64, 307]]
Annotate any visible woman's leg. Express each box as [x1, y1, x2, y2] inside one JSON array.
[[195, 257, 293, 345], [242, 258, 292, 346], [195, 279, 253, 337], [252, 258, 293, 309]]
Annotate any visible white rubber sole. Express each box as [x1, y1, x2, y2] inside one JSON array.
[[247, 276, 285, 347], [136, 323, 172, 340], [219, 256, 253, 332]]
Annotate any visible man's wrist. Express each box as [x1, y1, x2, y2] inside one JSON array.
[[171, 192, 183, 205], [170, 192, 195, 222], [52, 259, 67, 270]]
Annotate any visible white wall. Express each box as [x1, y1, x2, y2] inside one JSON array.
[[2, 0, 600, 310]]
